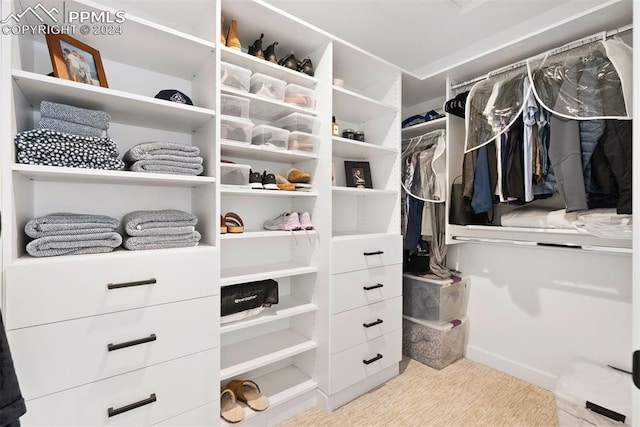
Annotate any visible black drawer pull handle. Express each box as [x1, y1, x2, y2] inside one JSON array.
[[363, 283, 383, 291], [108, 334, 157, 352], [108, 278, 157, 290], [363, 354, 383, 365], [108, 393, 156, 417], [363, 251, 384, 256], [363, 319, 383, 328]]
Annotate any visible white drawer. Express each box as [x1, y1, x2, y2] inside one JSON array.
[[329, 329, 402, 394], [330, 296, 402, 354], [21, 349, 218, 427], [9, 296, 219, 400], [153, 401, 218, 426], [331, 235, 402, 274], [331, 264, 402, 314], [5, 247, 218, 329]]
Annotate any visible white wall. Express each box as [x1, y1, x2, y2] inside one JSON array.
[[447, 242, 632, 391]]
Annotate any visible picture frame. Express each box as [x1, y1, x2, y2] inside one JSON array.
[[344, 161, 373, 189], [45, 32, 108, 88]]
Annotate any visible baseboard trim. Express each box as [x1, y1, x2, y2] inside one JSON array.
[[244, 389, 317, 427], [465, 345, 558, 391]]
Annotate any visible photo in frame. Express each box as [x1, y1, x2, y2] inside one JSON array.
[[45, 33, 108, 88], [344, 161, 373, 189]]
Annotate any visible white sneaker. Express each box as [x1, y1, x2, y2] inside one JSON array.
[[299, 212, 313, 230], [264, 212, 302, 231]]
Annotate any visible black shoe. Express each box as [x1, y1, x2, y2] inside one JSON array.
[[264, 41, 278, 63], [249, 169, 263, 189], [297, 57, 314, 76], [248, 33, 265, 59], [262, 171, 278, 190], [278, 52, 298, 70]]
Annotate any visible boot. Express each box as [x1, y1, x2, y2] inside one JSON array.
[[226, 19, 241, 51], [264, 41, 279, 63], [220, 16, 226, 46], [278, 52, 298, 70], [248, 33, 265, 59], [297, 57, 314, 76]]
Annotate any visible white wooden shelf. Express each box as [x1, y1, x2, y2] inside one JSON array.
[[221, 88, 317, 120], [220, 140, 317, 163], [221, 230, 317, 240], [221, 188, 318, 198], [12, 70, 215, 133], [220, 329, 317, 380], [12, 164, 215, 187], [220, 262, 318, 287], [332, 137, 397, 159], [332, 232, 400, 242], [332, 86, 397, 122], [401, 117, 446, 139], [332, 187, 397, 196], [221, 47, 319, 88], [220, 295, 317, 334]]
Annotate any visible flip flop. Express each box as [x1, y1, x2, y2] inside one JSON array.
[[224, 212, 244, 233], [226, 379, 269, 412], [220, 388, 244, 423], [220, 214, 228, 234]]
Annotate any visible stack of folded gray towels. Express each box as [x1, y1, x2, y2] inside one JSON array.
[[25, 213, 122, 257], [122, 209, 201, 250], [123, 142, 204, 176], [39, 100, 110, 137]]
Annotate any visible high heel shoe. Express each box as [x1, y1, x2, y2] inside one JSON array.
[[226, 19, 241, 51], [278, 52, 298, 71], [297, 57, 314, 76], [248, 33, 265, 59], [264, 41, 278, 63]]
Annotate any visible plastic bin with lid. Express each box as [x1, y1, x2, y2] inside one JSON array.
[[220, 116, 254, 144], [221, 62, 251, 92], [221, 94, 250, 119], [288, 132, 320, 152], [251, 125, 289, 150], [249, 73, 286, 101], [220, 163, 251, 188], [272, 112, 321, 135], [402, 316, 467, 370], [284, 83, 316, 110], [403, 274, 468, 322]]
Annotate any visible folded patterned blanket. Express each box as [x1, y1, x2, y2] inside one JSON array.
[[26, 232, 122, 257], [124, 142, 201, 160], [123, 232, 201, 250], [122, 209, 198, 236], [25, 213, 120, 238], [40, 117, 106, 138], [128, 160, 204, 176], [40, 101, 111, 130]]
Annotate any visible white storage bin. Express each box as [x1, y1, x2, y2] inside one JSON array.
[[555, 358, 632, 426], [402, 316, 467, 370], [221, 94, 250, 119], [220, 115, 254, 144], [251, 125, 289, 150], [284, 83, 317, 110], [272, 112, 321, 135], [249, 73, 286, 101], [220, 62, 251, 92], [288, 131, 320, 152], [220, 163, 250, 187], [403, 274, 467, 322]]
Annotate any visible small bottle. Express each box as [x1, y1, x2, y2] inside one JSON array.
[[332, 116, 339, 136]]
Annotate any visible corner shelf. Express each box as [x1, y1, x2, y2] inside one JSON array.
[[332, 187, 397, 196], [332, 137, 398, 159], [221, 188, 318, 198], [220, 262, 318, 287], [220, 230, 317, 240], [332, 86, 397, 122], [401, 117, 446, 139]]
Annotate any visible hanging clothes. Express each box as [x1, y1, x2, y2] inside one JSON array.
[[0, 311, 26, 426]]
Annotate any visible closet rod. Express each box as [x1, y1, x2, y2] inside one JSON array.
[[451, 23, 633, 90]]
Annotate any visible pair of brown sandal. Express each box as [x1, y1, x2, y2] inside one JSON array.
[[220, 379, 269, 423], [220, 212, 244, 234]]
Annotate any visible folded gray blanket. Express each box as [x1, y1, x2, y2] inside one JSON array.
[[124, 142, 201, 160], [122, 209, 198, 236], [25, 213, 120, 238], [40, 117, 105, 138], [123, 232, 201, 250], [40, 101, 110, 130], [128, 160, 204, 176], [26, 232, 122, 257]]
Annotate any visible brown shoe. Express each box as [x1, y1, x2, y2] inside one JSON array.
[[221, 16, 226, 46], [226, 380, 269, 412], [220, 388, 244, 423], [226, 19, 241, 50], [287, 168, 311, 183]]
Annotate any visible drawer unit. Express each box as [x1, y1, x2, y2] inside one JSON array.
[[153, 401, 219, 426], [9, 296, 219, 400], [330, 296, 402, 354], [331, 235, 402, 274], [329, 329, 402, 394], [21, 349, 218, 426], [5, 247, 218, 329], [330, 264, 402, 314]]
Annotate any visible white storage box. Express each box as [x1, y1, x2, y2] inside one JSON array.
[[220, 163, 250, 187], [220, 62, 251, 92], [554, 358, 632, 426], [288, 131, 320, 152], [221, 94, 250, 119], [220, 115, 254, 144], [249, 73, 286, 101], [403, 274, 467, 322], [402, 316, 467, 370], [284, 83, 317, 110], [272, 112, 321, 135], [251, 125, 289, 150]]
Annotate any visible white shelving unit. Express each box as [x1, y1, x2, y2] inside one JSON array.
[[401, 117, 446, 139]]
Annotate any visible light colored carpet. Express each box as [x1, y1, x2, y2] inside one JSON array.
[[278, 357, 558, 427]]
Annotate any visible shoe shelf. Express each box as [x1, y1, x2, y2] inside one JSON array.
[[220, 230, 317, 240], [220, 262, 318, 287], [221, 87, 318, 121], [220, 329, 317, 380], [332, 187, 398, 196], [221, 47, 319, 89], [12, 70, 215, 133], [221, 188, 318, 198], [12, 164, 216, 188], [220, 295, 317, 334], [332, 86, 397, 123], [220, 140, 317, 163], [332, 137, 398, 159], [401, 117, 446, 139]]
